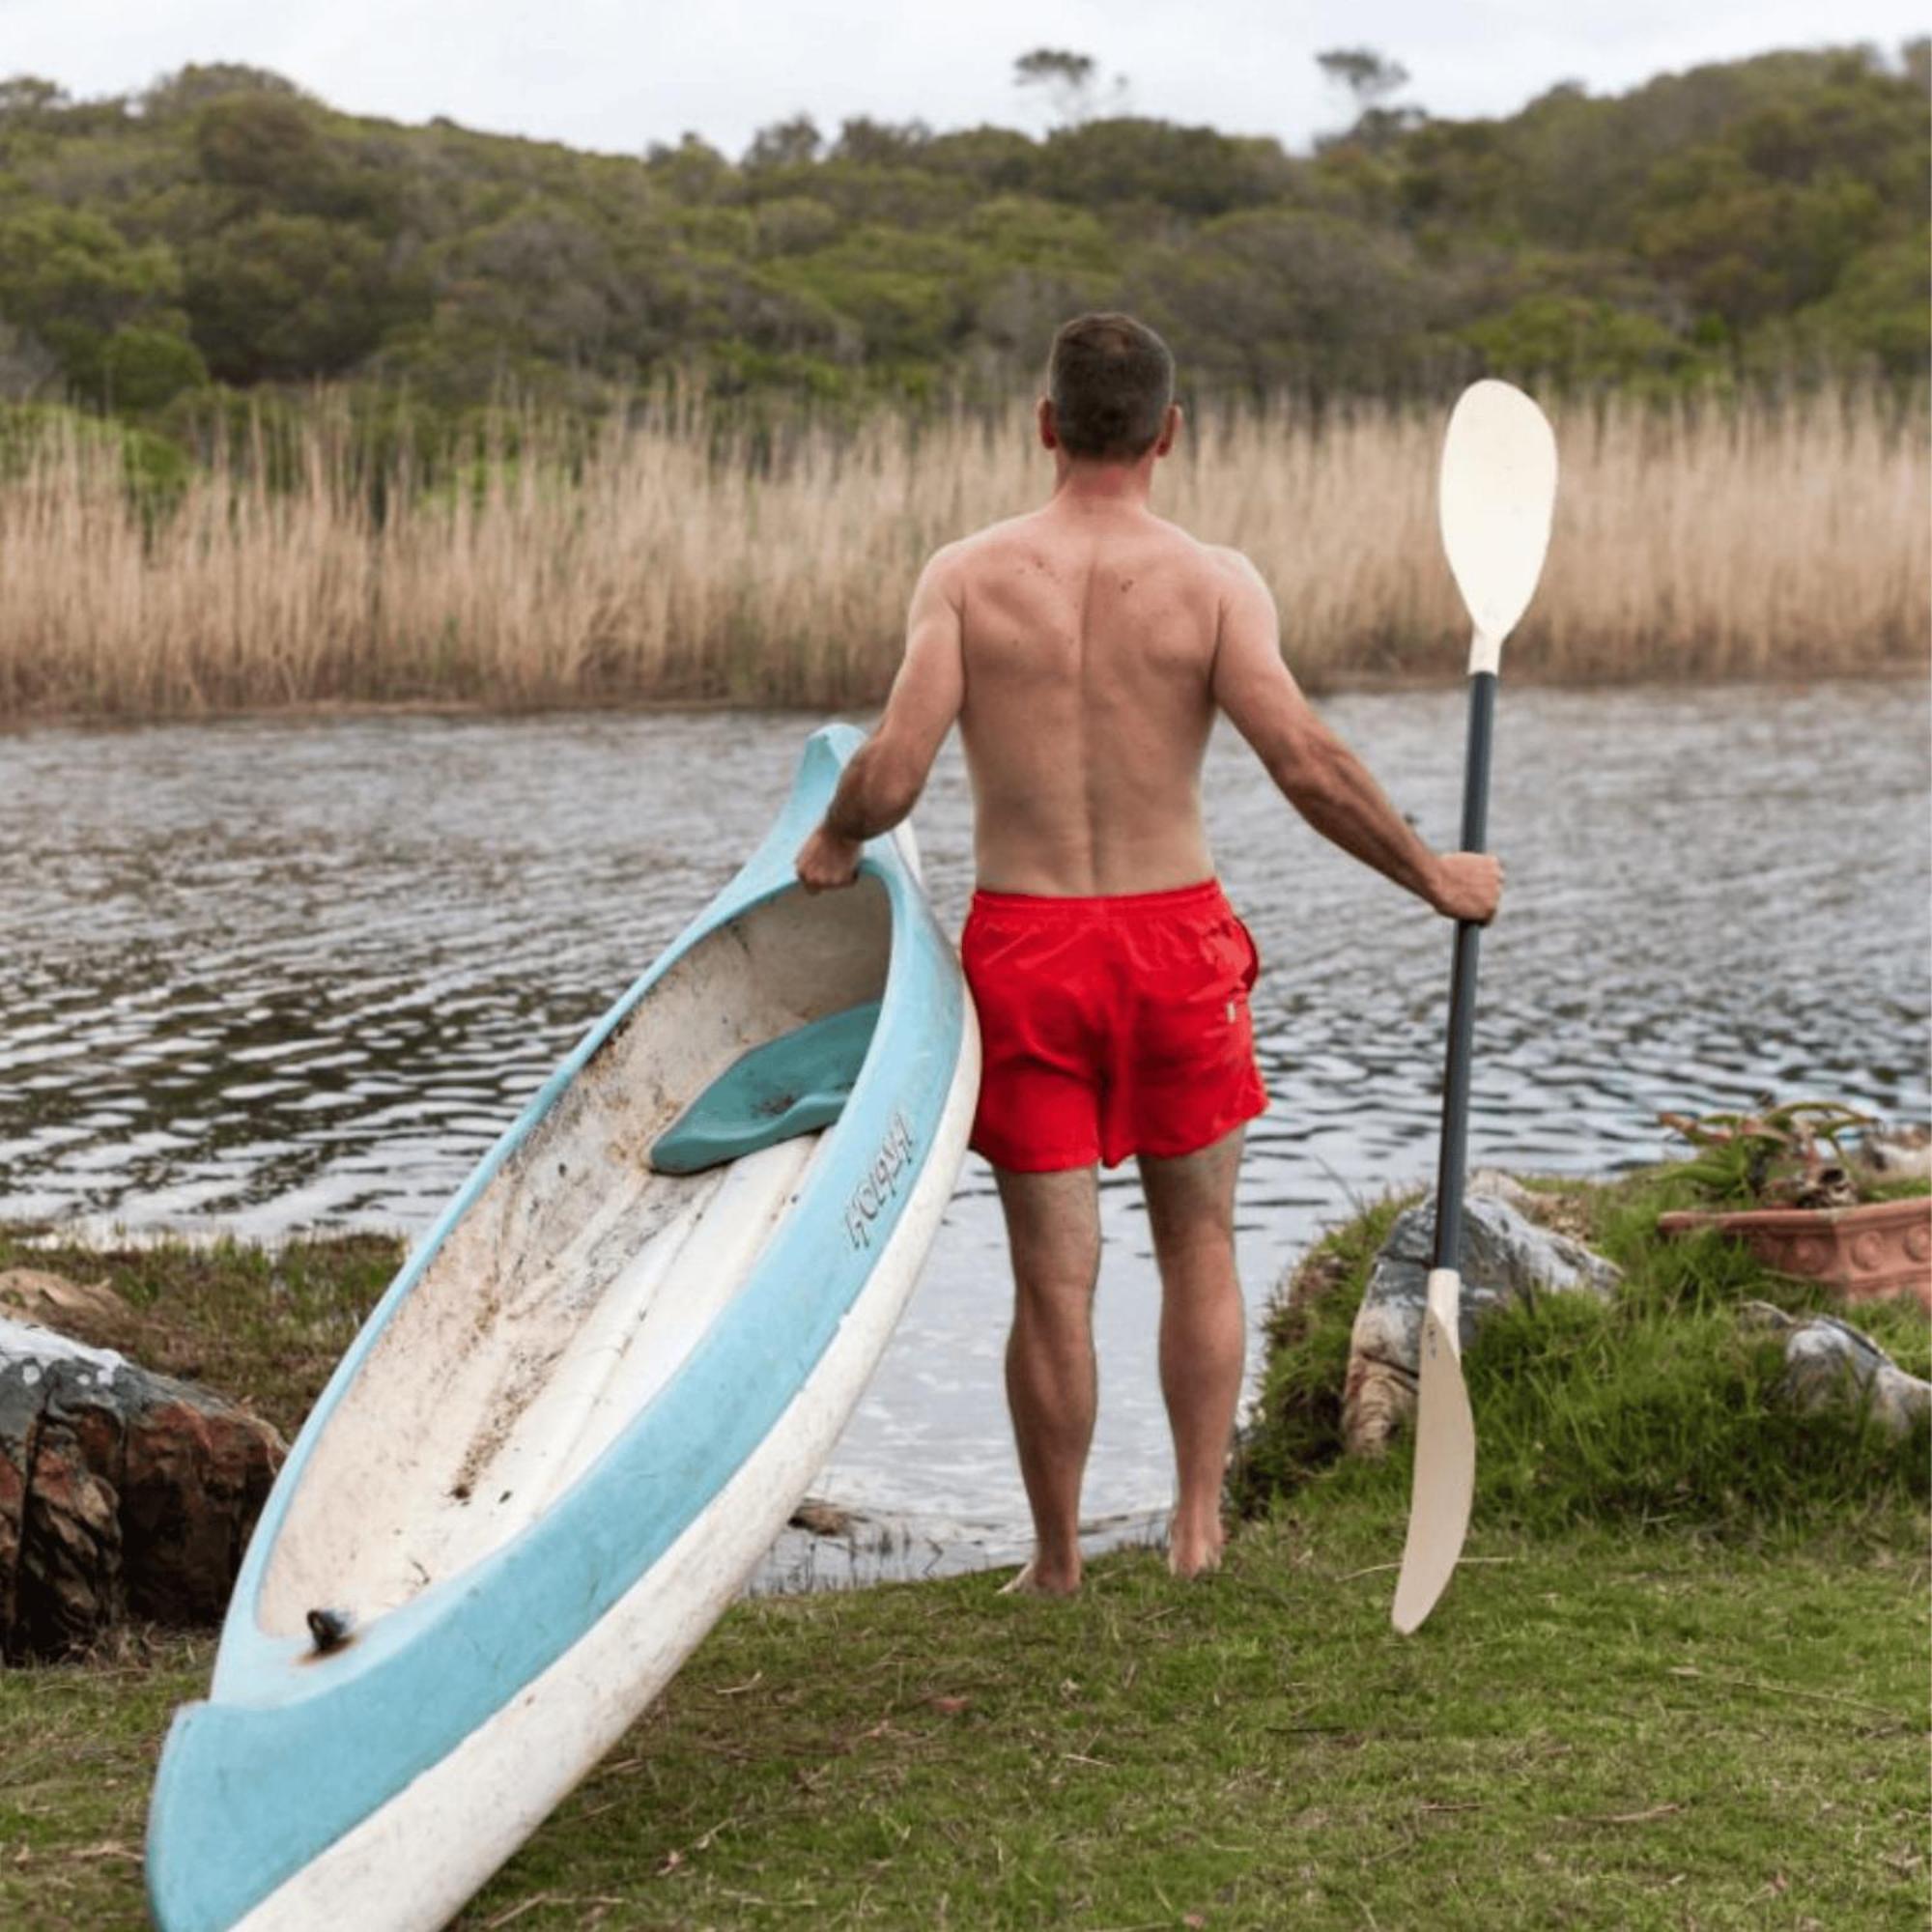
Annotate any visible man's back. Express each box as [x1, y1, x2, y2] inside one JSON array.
[[794, 307, 1504, 1598], [951, 497, 1235, 896]]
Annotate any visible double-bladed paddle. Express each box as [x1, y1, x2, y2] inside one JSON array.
[[1391, 380, 1558, 1636]]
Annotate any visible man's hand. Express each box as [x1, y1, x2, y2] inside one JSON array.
[[1429, 852, 1504, 925], [796, 823, 865, 894]]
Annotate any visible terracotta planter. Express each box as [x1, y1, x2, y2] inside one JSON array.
[[1658, 1197, 1932, 1312]]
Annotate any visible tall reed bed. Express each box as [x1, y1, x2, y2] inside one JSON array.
[[0, 387, 1923, 718]]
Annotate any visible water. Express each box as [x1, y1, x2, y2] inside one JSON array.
[[3, 684, 1927, 1539]]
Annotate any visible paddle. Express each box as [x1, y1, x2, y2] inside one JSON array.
[[1391, 380, 1558, 1636]]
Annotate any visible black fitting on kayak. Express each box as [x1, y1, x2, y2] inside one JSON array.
[[306, 1606, 355, 1654]]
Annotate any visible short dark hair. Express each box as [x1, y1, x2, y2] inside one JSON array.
[[1046, 312, 1175, 462]]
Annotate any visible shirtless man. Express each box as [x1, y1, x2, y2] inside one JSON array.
[[795, 313, 1501, 1595]]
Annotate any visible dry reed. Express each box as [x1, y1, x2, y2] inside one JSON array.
[[0, 388, 1924, 719]]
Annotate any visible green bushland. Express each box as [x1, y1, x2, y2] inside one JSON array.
[[1231, 1165, 1932, 1536], [5, 47, 1928, 721], [0, 40, 1925, 457]]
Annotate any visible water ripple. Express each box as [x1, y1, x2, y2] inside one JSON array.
[[1, 685, 1925, 1528]]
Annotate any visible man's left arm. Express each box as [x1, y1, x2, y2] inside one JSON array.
[[796, 547, 965, 892]]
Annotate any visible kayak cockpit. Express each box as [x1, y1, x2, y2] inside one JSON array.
[[255, 876, 893, 1639]]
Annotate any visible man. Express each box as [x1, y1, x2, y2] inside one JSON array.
[[796, 313, 1502, 1596]]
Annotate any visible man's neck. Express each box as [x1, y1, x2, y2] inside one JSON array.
[[1049, 458, 1154, 512]]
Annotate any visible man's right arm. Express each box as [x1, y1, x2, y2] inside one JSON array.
[[1208, 549, 1502, 923], [796, 544, 966, 892]]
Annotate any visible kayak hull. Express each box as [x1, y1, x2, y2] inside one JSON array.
[[148, 725, 980, 1931]]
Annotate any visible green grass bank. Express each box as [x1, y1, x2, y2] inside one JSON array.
[[1, 1174, 1926, 1928], [1232, 1169, 1930, 1536], [2, 1507, 1924, 1929]]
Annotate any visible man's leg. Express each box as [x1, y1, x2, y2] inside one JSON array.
[[994, 1162, 1102, 1596], [1137, 1125, 1246, 1578]]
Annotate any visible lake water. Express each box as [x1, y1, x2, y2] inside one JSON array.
[[3, 683, 1927, 1547]]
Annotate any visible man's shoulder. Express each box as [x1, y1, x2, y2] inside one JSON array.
[[1191, 541, 1273, 610], [924, 513, 1056, 596], [948, 510, 1044, 557], [1195, 538, 1264, 582], [924, 514, 1025, 573], [1134, 517, 1264, 584]]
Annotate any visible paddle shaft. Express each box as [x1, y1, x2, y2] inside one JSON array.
[[1431, 667, 1497, 1274]]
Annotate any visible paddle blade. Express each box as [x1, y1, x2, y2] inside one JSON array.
[[1438, 381, 1558, 666], [1392, 1269, 1476, 1634]]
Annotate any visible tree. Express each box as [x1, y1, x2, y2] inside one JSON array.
[[1461, 294, 1703, 387], [0, 76, 70, 122], [140, 65, 309, 119], [1316, 48, 1425, 155], [1013, 49, 1128, 128], [194, 94, 326, 203], [745, 115, 822, 171], [1036, 121, 1292, 217], [644, 133, 733, 205], [1316, 49, 1410, 109], [1137, 209, 1441, 392], [831, 118, 932, 166], [183, 213, 427, 382], [0, 204, 188, 401], [99, 325, 209, 411]]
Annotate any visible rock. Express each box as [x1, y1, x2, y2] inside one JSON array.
[[1467, 1169, 1542, 1214], [788, 1497, 854, 1538], [0, 1312, 285, 1660], [1761, 1308, 1931, 1438], [0, 1268, 134, 1338], [1343, 1193, 1622, 1456], [1859, 1123, 1932, 1180]]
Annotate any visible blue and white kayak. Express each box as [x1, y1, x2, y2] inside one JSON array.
[[147, 724, 980, 1931]]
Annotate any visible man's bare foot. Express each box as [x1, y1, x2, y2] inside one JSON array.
[[1000, 1558, 1081, 1597], [1166, 1512, 1224, 1580]]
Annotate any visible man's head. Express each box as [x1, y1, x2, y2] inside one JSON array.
[[1040, 312, 1178, 467]]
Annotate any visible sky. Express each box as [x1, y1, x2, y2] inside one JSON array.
[[4, 0, 1925, 158]]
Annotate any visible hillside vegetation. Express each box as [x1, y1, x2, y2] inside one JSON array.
[[2, 47, 1925, 716], [0, 41, 1925, 429]]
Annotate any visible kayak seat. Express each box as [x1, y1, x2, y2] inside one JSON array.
[[649, 1001, 883, 1175]]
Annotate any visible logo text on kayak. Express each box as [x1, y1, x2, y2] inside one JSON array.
[[846, 1111, 916, 1249]]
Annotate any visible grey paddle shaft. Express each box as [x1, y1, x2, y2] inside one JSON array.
[[1431, 668, 1497, 1274]]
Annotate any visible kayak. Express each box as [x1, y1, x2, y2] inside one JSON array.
[[146, 724, 980, 1931]]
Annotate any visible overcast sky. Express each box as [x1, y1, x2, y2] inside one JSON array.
[[5, 1, 1925, 157]]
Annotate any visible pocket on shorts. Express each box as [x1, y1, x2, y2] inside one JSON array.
[[1206, 912, 1260, 1002], [1127, 907, 1256, 1074]]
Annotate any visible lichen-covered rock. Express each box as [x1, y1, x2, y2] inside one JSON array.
[[1770, 1311, 1931, 1437], [0, 1314, 285, 1660], [1344, 1188, 1622, 1456]]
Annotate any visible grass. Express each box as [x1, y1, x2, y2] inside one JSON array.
[[0, 1226, 400, 1440], [1231, 1167, 1931, 1536], [0, 1504, 1923, 1929], [1, 1185, 1925, 1926], [1, 384, 1925, 719]]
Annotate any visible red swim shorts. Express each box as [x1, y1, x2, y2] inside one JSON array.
[[960, 878, 1267, 1173]]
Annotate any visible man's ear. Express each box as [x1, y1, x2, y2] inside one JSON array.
[[1037, 396, 1059, 451], [1153, 402, 1181, 459]]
